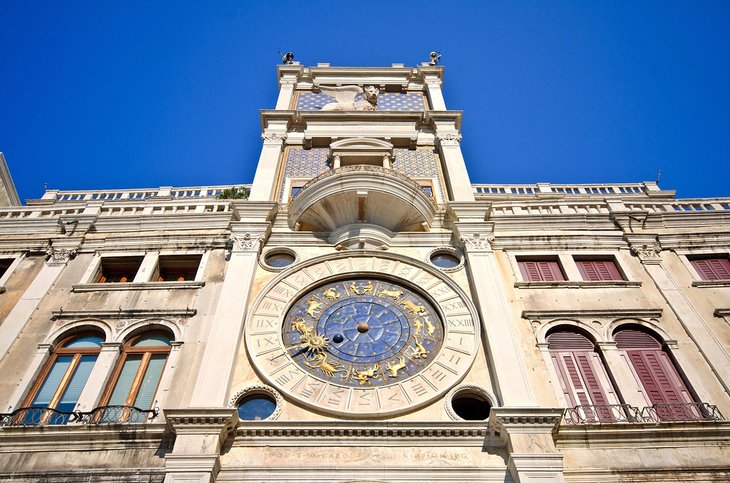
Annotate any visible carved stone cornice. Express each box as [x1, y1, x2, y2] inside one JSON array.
[[51, 308, 197, 320], [164, 408, 238, 436]]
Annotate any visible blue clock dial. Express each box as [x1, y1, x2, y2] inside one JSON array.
[[282, 278, 443, 387]]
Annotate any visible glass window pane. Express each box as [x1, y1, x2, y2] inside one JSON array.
[[31, 355, 73, 406], [58, 355, 97, 411], [237, 395, 277, 421], [64, 335, 104, 348], [132, 334, 171, 347], [133, 354, 166, 409], [108, 355, 143, 406]]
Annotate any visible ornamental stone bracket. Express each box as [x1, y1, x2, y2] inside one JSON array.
[[489, 407, 565, 483], [163, 408, 238, 483]]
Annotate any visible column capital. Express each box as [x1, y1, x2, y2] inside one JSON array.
[[626, 234, 663, 264], [45, 246, 77, 266], [459, 232, 494, 253], [261, 131, 287, 144], [164, 408, 238, 437], [436, 133, 462, 146], [229, 232, 267, 253]]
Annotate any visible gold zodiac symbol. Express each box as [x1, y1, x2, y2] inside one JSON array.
[[322, 287, 341, 301], [305, 297, 323, 317], [424, 316, 435, 336], [291, 317, 314, 336], [414, 318, 424, 335], [405, 337, 428, 359], [377, 288, 403, 300], [306, 352, 342, 377], [385, 356, 407, 378], [352, 364, 379, 385], [400, 298, 425, 315], [350, 280, 373, 295]]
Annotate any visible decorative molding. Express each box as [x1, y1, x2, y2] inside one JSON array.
[[459, 233, 494, 252], [491, 408, 564, 429], [164, 408, 238, 434], [259, 247, 298, 272], [51, 308, 197, 320], [694, 280, 730, 288]]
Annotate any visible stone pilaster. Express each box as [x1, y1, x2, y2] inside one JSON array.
[[451, 203, 535, 406], [490, 408, 565, 483], [436, 132, 475, 202], [249, 131, 287, 202], [189, 208, 274, 407], [163, 408, 238, 483], [0, 246, 77, 362]]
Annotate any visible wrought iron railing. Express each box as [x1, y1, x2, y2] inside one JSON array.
[[563, 404, 641, 424], [0, 405, 158, 427], [563, 402, 724, 425], [641, 402, 724, 422]]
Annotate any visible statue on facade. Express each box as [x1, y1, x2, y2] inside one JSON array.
[[319, 85, 378, 111]]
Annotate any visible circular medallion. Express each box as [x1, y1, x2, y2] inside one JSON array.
[[245, 254, 480, 417]]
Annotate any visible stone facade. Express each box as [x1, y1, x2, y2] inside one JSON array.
[[0, 63, 729, 482]]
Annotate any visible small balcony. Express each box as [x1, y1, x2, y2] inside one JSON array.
[[288, 164, 437, 233], [0, 405, 158, 427], [562, 402, 724, 425]]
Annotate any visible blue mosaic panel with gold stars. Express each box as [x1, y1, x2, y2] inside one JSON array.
[[282, 279, 443, 387], [296, 92, 426, 111]]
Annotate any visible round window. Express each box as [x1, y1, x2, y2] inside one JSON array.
[[430, 251, 461, 269], [451, 392, 491, 420], [237, 394, 277, 421], [264, 251, 296, 268]]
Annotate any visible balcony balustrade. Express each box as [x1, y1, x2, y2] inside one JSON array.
[[0, 405, 158, 427], [562, 402, 724, 425]]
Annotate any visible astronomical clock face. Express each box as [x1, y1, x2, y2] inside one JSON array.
[[245, 254, 479, 417]]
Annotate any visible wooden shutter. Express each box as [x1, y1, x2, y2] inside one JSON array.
[[547, 331, 618, 421], [615, 328, 694, 420], [691, 257, 730, 281], [576, 260, 623, 281], [518, 260, 565, 281]]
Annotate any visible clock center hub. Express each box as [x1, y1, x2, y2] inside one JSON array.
[[357, 322, 370, 333]]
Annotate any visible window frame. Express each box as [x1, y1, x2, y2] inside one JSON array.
[[98, 331, 172, 413], [20, 332, 103, 423]]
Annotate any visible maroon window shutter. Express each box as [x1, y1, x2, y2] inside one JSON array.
[[616, 328, 695, 420], [548, 331, 616, 421], [691, 257, 730, 280], [519, 261, 541, 281], [541, 261, 565, 281], [576, 260, 623, 281]]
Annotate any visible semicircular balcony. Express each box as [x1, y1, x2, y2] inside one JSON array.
[[288, 165, 437, 233]]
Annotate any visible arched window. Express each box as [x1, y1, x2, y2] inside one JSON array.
[[20, 332, 104, 425], [98, 331, 171, 422], [547, 328, 619, 422], [614, 327, 695, 420]]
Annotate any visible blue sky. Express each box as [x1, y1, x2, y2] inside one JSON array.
[[2, 1, 729, 201]]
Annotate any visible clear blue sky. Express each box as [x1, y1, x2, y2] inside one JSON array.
[[2, 1, 729, 201]]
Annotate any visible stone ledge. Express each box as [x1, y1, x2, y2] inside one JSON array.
[[693, 280, 730, 288], [515, 280, 642, 289], [555, 419, 730, 448], [71, 281, 205, 292], [51, 308, 197, 320]]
